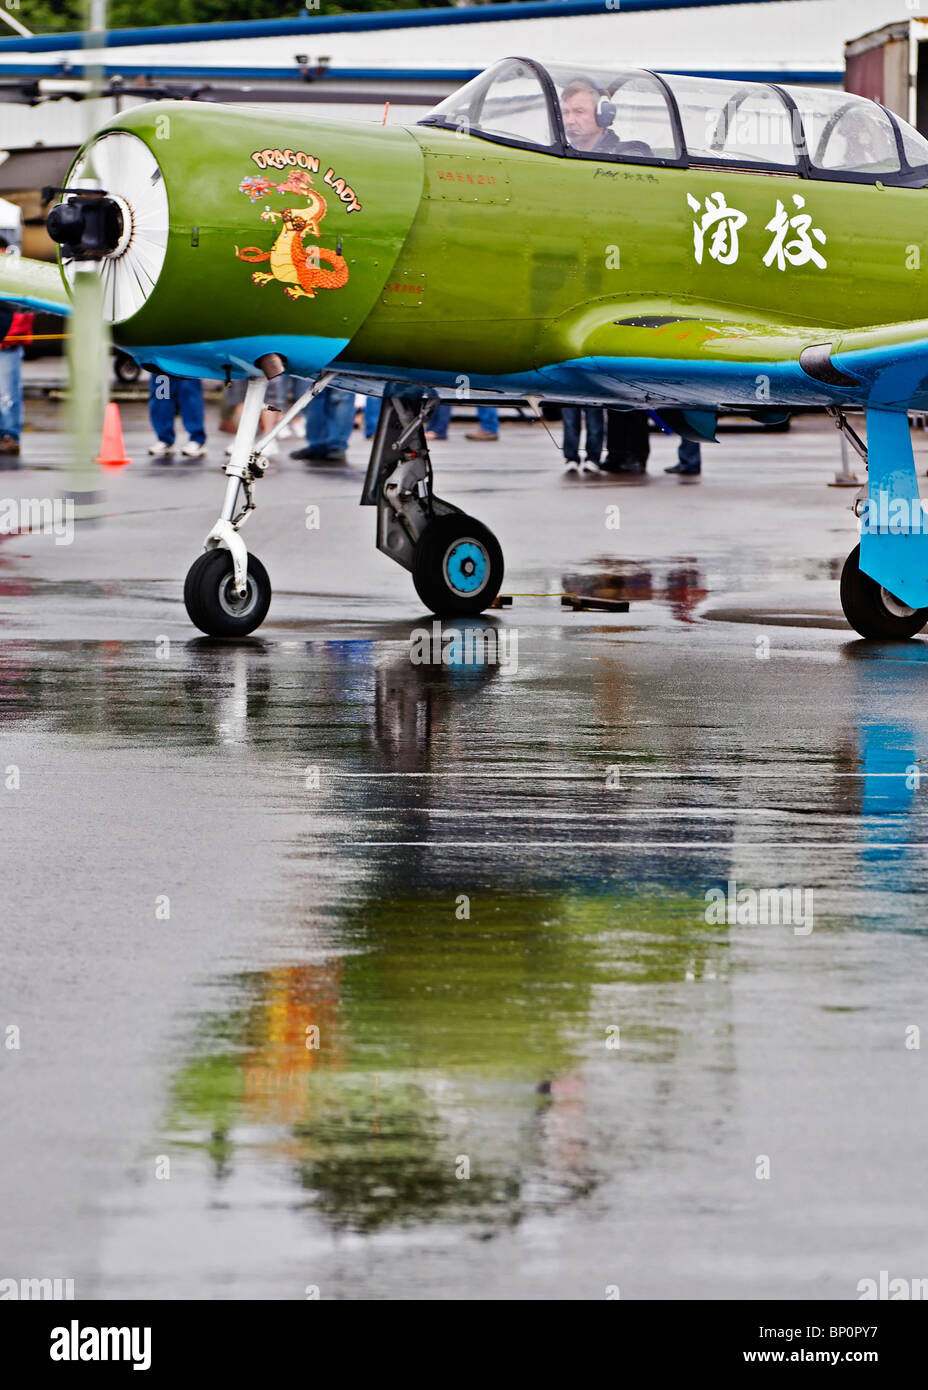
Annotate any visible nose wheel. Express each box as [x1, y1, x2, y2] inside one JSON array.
[[412, 513, 504, 616], [840, 543, 928, 640], [184, 549, 272, 637]]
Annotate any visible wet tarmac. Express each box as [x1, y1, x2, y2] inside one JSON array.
[[2, 401, 927, 1299]]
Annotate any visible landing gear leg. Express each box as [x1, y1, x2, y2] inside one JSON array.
[[836, 406, 928, 640], [183, 366, 334, 636], [360, 390, 504, 616]]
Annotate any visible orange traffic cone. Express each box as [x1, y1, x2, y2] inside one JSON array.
[[95, 401, 131, 467]]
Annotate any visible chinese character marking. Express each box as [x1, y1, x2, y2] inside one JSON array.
[[686, 191, 748, 266], [762, 194, 827, 271]]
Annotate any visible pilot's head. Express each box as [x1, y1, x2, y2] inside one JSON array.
[[561, 79, 607, 150], [840, 109, 877, 163]]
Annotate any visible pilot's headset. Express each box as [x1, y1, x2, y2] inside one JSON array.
[[593, 86, 617, 129]]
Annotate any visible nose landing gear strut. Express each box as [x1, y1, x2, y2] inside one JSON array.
[[183, 364, 334, 637]]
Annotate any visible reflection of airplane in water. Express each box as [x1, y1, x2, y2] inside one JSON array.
[[0, 632, 731, 1232], [166, 880, 730, 1231], [4, 635, 927, 1236], [132, 636, 733, 1233]]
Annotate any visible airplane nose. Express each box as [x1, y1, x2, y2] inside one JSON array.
[[50, 130, 169, 323], [47, 191, 125, 259]]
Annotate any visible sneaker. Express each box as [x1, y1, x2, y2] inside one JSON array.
[[182, 439, 207, 458], [256, 438, 280, 460], [580, 459, 604, 476], [664, 462, 701, 475], [563, 458, 580, 475], [425, 430, 448, 441], [148, 441, 174, 457], [465, 429, 498, 441], [324, 448, 348, 464], [0, 435, 20, 455]]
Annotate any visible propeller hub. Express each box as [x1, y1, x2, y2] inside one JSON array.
[[47, 190, 128, 260]]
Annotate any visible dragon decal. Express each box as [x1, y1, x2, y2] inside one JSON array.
[[235, 169, 349, 302]]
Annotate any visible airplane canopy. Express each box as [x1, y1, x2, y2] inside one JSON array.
[[421, 58, 928, 187]]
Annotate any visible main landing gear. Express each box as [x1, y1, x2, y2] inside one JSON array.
[[361, 388, 504, 616], [183, 374, 504, 636], [830, 406, 928, 640], [839, 543, 928, 640]]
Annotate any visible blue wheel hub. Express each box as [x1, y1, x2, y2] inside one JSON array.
[[443, 538, 489, 595]]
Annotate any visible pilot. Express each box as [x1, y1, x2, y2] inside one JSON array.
[[561, 79, 652, 158], [836, 109, 882, 169]]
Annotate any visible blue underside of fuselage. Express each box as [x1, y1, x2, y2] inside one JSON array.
[[129, 335, 928, 414], [129, 335, 352, 381]]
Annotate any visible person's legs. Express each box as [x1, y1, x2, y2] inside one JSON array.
[[467, 405, 498, 441], [254, 373, 288, 454], [0, 352, 14, 439], [666, 439, 701, 475], [364, 394, 381, 439], [327, 387, 356, 453], [148, 373, 176, 446], [561, 406, 581, 461], [584, 407, 604, 463], [304, 389, 329, 450], [175, 377, 206, 444], [428, 402, 452, 439], [630, 410, 650, 469], [222, 378, 247, 435], [264, 374, 287, 414], [0, 346, 23, 444], [604, 409, 649, 473]]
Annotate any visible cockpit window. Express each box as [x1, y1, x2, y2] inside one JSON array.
[[420, 59, 928, 186], [896, 112, 928, 172], [662, 75, 797, 167], [544, 65, 680, 161], [423, 59, 554, 148], [781, 86, 900, 174]]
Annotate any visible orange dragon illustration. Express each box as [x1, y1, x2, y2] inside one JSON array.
[[235, 169, 349, 301]]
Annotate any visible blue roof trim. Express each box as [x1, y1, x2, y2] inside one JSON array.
[[0, 62, 844, 85], [0, 0, 831, 53]]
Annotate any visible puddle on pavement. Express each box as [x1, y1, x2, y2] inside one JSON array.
[[2, 633, 928, 1296]]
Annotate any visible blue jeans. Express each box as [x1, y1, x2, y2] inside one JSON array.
[[149, 374, 206, 445], [364, 395, 381, 438], [429, 402, 452, 438], [305, 385, 355, 451], [477, 406, 498, 434], [562, 406, 604, 463], [0, 347, 23, 441], [677, 439, 701, 471]]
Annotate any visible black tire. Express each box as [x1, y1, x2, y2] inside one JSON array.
[[183, 549, 271, 637], [839, 543, 928, 640], [114, 350, 141, 384], [412, 513, 503, 616]]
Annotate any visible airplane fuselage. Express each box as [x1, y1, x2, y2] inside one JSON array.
[[90, 101, 928, 410]]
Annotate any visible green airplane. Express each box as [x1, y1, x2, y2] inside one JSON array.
[[6, 56, 928, 641]]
